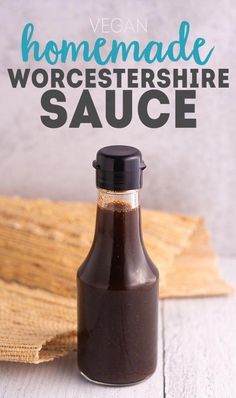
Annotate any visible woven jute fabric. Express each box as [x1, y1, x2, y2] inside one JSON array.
[[0, 196, 233, 363]]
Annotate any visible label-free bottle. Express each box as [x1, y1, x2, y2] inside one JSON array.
[[77, 145, 159, 386]]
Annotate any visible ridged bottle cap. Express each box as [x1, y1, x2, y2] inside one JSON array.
[[93, 145, 146, 191]]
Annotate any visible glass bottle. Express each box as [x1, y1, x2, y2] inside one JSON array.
[[77, 145, 159, 386]]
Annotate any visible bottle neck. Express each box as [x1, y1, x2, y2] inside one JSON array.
[[97, 188, 140, 211], [94, 188, 142, 245]]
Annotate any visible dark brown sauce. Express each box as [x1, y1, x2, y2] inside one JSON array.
[[77, 203, 159, 385]]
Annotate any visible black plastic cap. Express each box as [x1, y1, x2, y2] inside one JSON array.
[[93, 145, 146, 191]]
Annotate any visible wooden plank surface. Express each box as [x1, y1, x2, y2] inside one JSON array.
[[0, 258, 235, 398], [163, 257, 236, 398]]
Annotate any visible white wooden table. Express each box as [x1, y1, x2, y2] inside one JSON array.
[[1, 258, 236, 398]]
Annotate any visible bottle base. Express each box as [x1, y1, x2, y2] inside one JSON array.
[[80, 370, 152, 387]]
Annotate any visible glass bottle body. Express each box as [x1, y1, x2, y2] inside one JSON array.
[[77, 189, 159, 386]]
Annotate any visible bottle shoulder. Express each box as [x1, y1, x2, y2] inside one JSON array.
[[77, 249, 159, 291]]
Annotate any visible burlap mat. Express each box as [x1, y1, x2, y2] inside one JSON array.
[[0, 196, 233, 363]]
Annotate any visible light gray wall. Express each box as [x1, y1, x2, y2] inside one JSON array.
[[0, 0, 235, 255]]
